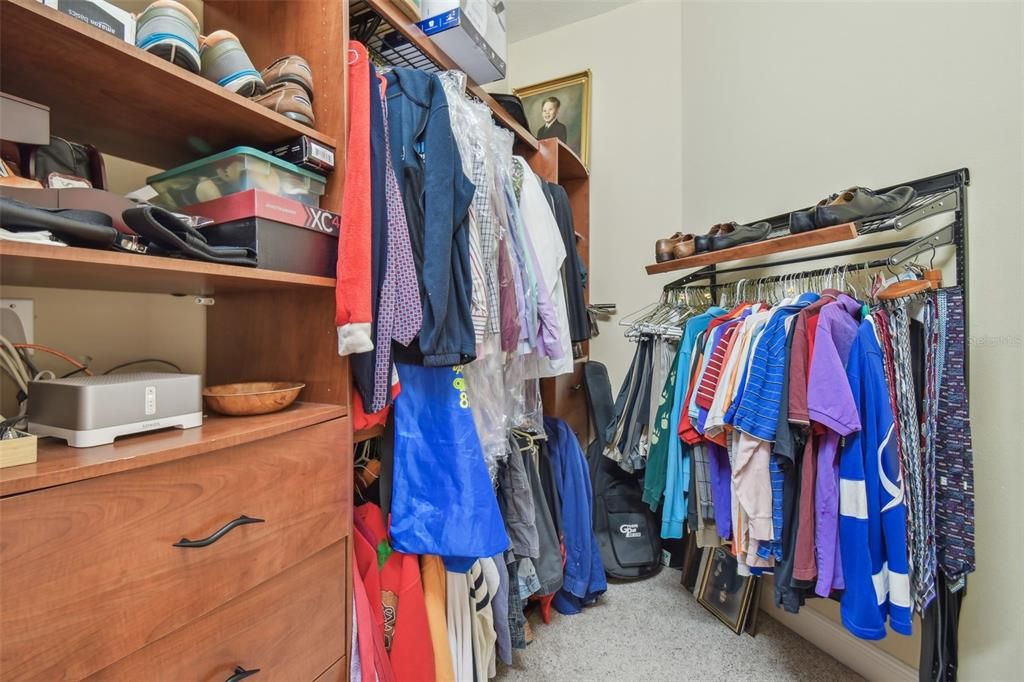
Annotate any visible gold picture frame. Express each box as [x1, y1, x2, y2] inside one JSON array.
[[514, 70, 591, 168], [695, 547, 757, 635]]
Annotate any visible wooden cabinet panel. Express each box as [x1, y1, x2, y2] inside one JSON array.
[[541, 364, 590, 444], [0, 418, 352, 681], [89, 541, 348, 682], [314, 656, 348, 682]]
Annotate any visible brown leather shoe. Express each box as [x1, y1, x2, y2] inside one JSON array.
[[253, 82, 315, 127], [655, 232, 686, 262], [260, 55, 314, 101], [672, 234, 696, 259]]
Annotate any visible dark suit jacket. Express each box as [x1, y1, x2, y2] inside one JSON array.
[[537, 119, 568, 143]]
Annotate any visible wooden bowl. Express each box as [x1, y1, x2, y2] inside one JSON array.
[[202, 381, 305, 416]]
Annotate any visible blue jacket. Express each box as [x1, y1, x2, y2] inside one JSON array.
[[544, 417, 607, 614], [385, 68, 476, 367]]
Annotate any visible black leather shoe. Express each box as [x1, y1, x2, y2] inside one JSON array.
[[695, 223, 728, 253], [789, 193, 841, 234], [813, 186, 916, 228], [710, 221, 771, 251]]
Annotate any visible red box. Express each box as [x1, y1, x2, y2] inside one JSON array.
[[183, 190, 340, 237]]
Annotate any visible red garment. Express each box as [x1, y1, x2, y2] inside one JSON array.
[[336, 41, 374, 355], [356, 504, 436, 682], [792, 432, 819, 582], [695, 324, 738, 410], [353, 524, 396, 682]]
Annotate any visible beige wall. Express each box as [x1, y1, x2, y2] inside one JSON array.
[[0, 156, 205, 416], [506, 1, 1024, 679]]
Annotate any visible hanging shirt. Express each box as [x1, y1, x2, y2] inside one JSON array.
[[661, 308, 726, 538], [838, 318, 913, 639], [806, 294, 862, 597]]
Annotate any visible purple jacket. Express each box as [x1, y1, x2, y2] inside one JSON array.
[[807, 295, 862, 597]]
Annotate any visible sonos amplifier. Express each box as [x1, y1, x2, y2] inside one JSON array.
[[27, 372, 202, 447]]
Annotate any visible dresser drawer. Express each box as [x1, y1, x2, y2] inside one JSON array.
[[89, 540, 348, 682], [1, 417, 352, 681]]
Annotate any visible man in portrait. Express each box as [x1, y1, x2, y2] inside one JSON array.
[[536, 96, 568, 143]]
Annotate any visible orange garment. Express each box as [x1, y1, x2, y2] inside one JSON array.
[[336, 40, 374, 355], [420, 556, 456, 682]]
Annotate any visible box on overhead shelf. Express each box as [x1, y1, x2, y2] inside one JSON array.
[[147, 147, 327, 211], [201, 216, 338, 278], [419, 0, 507, 84], [265, 136, 336, 175], [183, 189, 340, 236], [40, 0, 136, 44]]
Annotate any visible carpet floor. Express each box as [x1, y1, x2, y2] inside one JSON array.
[[496, 567, 863, 682]]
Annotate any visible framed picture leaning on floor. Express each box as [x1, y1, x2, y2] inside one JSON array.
[[514, 70, 591, 167], [696, 546, 757, 634]]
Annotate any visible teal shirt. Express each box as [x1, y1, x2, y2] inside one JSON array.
[[662, 307, 726, 539]]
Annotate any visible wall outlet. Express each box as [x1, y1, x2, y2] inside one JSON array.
[[0, 299, 34, 347]]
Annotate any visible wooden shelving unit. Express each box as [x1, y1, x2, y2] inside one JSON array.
[[354, 424, 385, 443], [0, 0, 337, 169], [0, 402, 346, 497], [0, 242, 336, 294], [644, 223, 859, 275], [0, 2, 354, 672]]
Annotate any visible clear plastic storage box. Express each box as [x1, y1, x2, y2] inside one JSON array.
[[147, 146, 326, 210]]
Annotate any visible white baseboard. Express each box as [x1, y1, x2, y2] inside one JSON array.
[[761, 604, 917, 682]]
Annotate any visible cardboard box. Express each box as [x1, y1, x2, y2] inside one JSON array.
[[0, 93, 50, 145], [183, 190, 340, 237], [265, 136, 336, 175], [41, 0, 136, 44], [419, 0, 507, 84]]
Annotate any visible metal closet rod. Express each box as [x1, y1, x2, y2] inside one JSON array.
[[664, 237, 921, 290]]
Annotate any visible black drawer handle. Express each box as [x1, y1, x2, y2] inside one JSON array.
[[173, 515, 264, 548], [225, 665, 260, 682]]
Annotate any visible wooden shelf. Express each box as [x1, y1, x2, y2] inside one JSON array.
[[0, 402, 347, 496], [645, 223, 859, 275], [557, 140, 589, 181], [0, 242, 336, 294], [355, 0, 539, 151], [354, 424, 385, 443], [0, 0, 337, 169]]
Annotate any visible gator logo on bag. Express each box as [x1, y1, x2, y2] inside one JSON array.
[[619, 523, 641, 538]]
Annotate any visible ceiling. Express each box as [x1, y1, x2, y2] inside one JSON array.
[[503, 0, 639, 43]]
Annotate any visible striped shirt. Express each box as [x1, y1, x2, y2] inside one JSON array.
[[696, 322, 740, 409], [733, 295, 819, 441]]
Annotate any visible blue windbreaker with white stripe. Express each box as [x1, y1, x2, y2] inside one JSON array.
[[838, 318, 913, 639]]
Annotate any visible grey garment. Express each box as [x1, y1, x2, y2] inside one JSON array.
[[505, 553, 527, 649], [523, 443, 564, 596], [517, 557, 542, 600], [492, 553, 512, 665], [648, 337, 677, 437], [499, 433, 540, 559]]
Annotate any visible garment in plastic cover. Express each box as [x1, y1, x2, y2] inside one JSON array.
[[503, 353, 544, 434], [390, 362, 510, 571], [464, 334, 508, 479]]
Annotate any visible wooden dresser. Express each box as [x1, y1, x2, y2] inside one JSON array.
[[0, 404, 352, 682]]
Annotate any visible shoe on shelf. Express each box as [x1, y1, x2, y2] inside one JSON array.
[[655, 232, 689, 263], [136, 0, 202, 74], [813, 186, 916, 229], [260, 55, 314, 101], [790, 185, 916, 233], [694, 223, 729, 254], [200, 30, 266, 97], [709, 221, 771, 251], [252, 83, 316, 127]]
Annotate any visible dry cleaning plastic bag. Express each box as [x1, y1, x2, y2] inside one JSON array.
[[390, 363, 510, 572]]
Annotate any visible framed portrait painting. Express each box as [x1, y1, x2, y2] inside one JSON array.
[[695, 547, 757, 634], [514, 70, 591, 167]]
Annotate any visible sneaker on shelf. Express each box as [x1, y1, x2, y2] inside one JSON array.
[[135, 0, 202, 74], [200, 30, 266, 97]]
